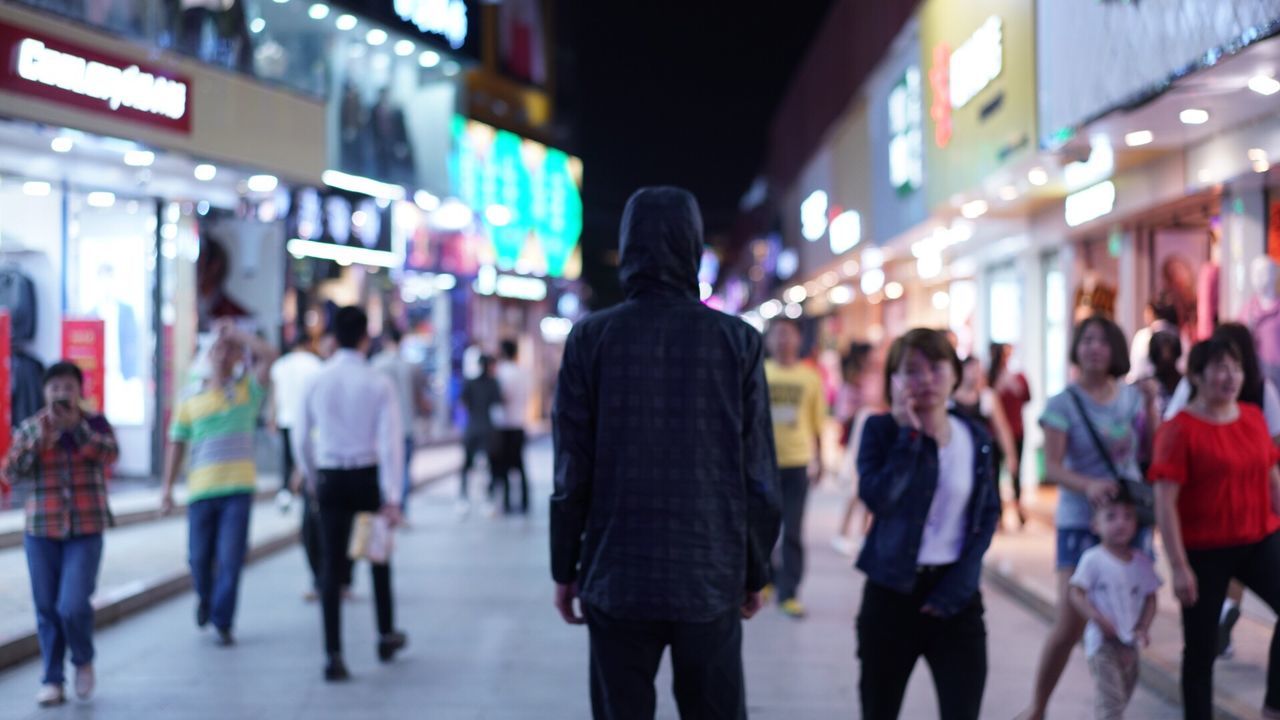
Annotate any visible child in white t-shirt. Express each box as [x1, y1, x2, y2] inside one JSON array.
[[1069, 495, 1161, 720]]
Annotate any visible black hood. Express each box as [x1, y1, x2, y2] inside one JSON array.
[[618, 186, 702, 300]]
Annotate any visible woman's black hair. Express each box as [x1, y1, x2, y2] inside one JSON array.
[[1211, 323, 1264, 408], [43, 361, 84, 389], [1186, 338, 1243, 401], [986, 342, 1008, 389], [1069, 315, 1131, 378]]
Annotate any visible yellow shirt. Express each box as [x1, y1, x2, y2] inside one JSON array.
[[765, 360, 828, 468]]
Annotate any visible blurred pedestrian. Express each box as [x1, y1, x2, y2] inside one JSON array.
[[270, 339, 323, 511], [550, 186, 782, 719], [1146, 331, 1183, 421], [832, 343, 876, 557], [162, 323, 276, 647], [1151, 338, 1280, 720], [764, 317, 827, 618], [1069, 492, 1160, 720], [1162, 322, 1280, 657], [1019, 316, 1158, 720], [459, 355, 502, 515], [855, 328, 1000, 720], [492, 339, 531, 514], [4, 362, 118, 707], [989, 342, 1032, 527], [1127, 301, 1178, 384], [293, 306, 407, 681], [371, 324, 418, 518], [952, 356, 1019, 492]]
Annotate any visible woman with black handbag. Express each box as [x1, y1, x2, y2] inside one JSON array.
[[1018, 315, 1160, 720], [1151, 338, 1280, 720]]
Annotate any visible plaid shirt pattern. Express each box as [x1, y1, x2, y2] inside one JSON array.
[[3, 410, 118, 538]]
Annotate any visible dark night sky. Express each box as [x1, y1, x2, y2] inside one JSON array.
[[565, 1, 836, 306]]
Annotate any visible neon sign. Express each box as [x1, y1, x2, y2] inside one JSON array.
[[14, 38, 188, 121], [888, 66, 923, 193], [948, 16, 1003, 109], [800, 190, 829, 241]]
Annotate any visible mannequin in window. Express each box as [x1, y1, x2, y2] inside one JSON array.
[[1155, 255, 1198, 341], [1245, 256, 1280, 393], [1196, 231, 1221, 341]]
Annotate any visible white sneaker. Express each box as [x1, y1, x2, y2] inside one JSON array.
[[275, 489, 294, 513], [36, 684, 65, 707], [74, 664, 94, 700]]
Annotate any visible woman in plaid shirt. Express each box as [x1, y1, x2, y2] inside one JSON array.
[[3, 361, 118, 708]]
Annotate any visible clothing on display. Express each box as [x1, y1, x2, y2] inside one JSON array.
[[1245, 257, 1280, 393], [1197, 263, 1219, 341], [1074, 277, 1118, 321], [0, 267, 37, 342], [11, 350, 45, 426]]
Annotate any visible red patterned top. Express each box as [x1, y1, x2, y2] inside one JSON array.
[[3, 408, 117, 538]]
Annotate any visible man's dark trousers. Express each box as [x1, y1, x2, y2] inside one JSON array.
[[584, 604, 746, 720]]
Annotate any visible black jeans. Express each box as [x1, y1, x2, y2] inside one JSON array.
[[279, 428, 294, 493], [1181, 531, 1280, 720], [856, 573, 988, 720], [584, 604, 746, 720], [300, 487, 349, 591], [316, 467, 393, 656], [460, 432, 491, 499], [491, 429, 529, 512], [775, 466, 809, 602]]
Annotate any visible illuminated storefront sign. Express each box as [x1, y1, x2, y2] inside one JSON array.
[[394, 0, 469, 50], [828, 210, 862, 254], [888, 66, 924, 193], [0, 21, 191, 132], [800, 190, 829, 241], [450, 117, 583, 278], [1064, 180, 1116, 227], [949, 16, 1003, 109]]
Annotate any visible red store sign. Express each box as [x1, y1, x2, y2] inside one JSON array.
[[0, 19, 191, 134]]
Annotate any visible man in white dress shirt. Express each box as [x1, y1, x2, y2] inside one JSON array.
[[293, 307, 407, 682], [492, 339, 531, 514]]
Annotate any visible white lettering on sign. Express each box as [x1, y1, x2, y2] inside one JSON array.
[[1064, 181, 1116, 228], [800, 190, 828, 242], [948, 15, 1002, 109], [888, 65, 923, 193], [828, 210, 862, 255], [394, 0, 468, 50], [15, 39, 188, 120]]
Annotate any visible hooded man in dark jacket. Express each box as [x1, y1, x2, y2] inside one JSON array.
[[550, 186, 783, 719]]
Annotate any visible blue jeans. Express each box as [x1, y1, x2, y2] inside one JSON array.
[[25, 533, 104, 685], [401, 436, 414, 515], [188, 492, 253, 631]]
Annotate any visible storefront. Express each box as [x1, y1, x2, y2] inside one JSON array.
[[0, 3, 323, 476]]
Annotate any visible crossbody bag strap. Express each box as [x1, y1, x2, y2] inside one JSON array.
[[1066, 387, 1123, 482]]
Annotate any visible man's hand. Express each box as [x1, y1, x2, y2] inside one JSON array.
[[740, 591, 764, 620], [555, 583, 586, 625], [1133, 626, 1151, 648], [1095, 615, 1120, 641], [381, 503, 403, 528], [159, 491, 176, 516]]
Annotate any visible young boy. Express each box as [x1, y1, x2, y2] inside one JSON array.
[[1069, 494, 1161, 720]]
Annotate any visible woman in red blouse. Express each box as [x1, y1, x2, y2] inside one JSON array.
[[1150, 338, 1280, 720]]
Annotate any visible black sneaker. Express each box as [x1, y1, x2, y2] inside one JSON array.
[[215, 628, 235, 647], [378, 631, 407, 662], [1218, 605, 1241, 657], [324, 657, 350, 682], [196, 601, 210, 629]]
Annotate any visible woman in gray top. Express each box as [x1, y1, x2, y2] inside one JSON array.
[[1018, 315, 1160, 720]]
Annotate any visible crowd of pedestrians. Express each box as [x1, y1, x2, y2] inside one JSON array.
[[4, 185, 1280, 720]]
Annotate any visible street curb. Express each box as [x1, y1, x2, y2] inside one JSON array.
[[0, 460, 461, 675], [983, 563, 1256, 720]]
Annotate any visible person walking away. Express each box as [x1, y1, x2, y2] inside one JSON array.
[[1162, 322, 1280, 658], [459, 355, 502, 516], [952, 356, 1020, 524], [4, 362, 118, 707], [764, 318, 827, 619], [832, 343, 875, 556], [161, 323, 276, 647], [550, 186, 782, 720], [293, 306, 407, 682], [989, 342, 1032, 527], [1151, 338, 1280, 720], [493, 339, 531, 514], [371, 325, 418, 518], [1069, 492, 1161, 720], [855, 329, 1001, 720], [270, 340, 322, 511], [1018, 316, 1158, 720], [1127, 302, 1179, 384], [1146, 331, 1183, 421]]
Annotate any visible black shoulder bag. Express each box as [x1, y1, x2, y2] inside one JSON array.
[[1066, 388, 1155, 526]]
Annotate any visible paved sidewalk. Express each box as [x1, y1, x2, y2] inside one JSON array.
[[0, 439, 1179, 718], [0, 444, 463, 669]]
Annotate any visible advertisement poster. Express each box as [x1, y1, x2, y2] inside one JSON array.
[[61, 319, 106, 414]]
